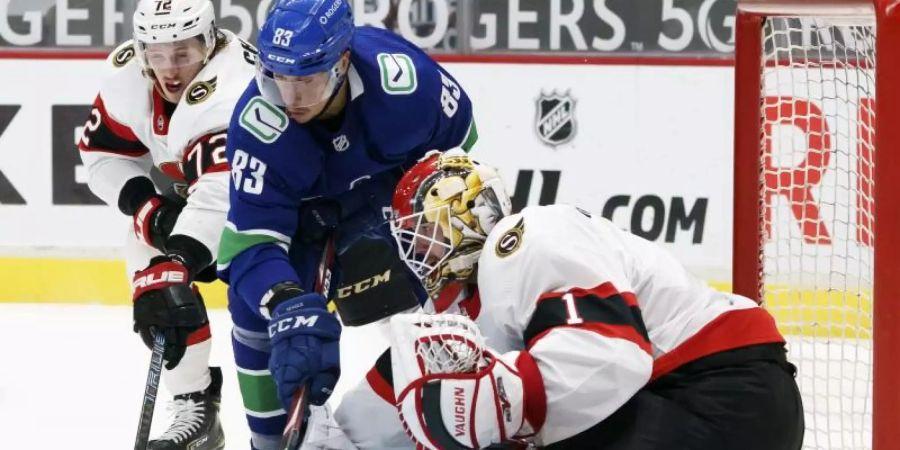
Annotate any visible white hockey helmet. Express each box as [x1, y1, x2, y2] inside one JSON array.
[[132, 0, 217, 71]]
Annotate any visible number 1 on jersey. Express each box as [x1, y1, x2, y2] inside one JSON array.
[[562, 292, 584, 325]]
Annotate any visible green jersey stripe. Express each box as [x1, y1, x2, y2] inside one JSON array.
[[460, 119, 478, 151], [218, 226, 288, 266], [237, 369, 283, 415]]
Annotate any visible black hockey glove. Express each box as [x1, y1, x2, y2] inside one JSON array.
[[118, 176, 185, 252], [132, 256, 209, 369], [298, 198, 341, 244]]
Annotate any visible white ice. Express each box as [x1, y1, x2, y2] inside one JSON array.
[[0, 303, 391, 449], [0, 303, 874, 450]]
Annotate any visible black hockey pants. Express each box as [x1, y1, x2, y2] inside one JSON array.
[[544, 343, 804, 450]]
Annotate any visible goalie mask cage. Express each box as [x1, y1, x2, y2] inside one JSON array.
[[733, 1, 900, 449]]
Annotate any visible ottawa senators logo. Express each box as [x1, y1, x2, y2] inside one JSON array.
[[495, 217, 525, 258], [112, 44, 135, 68], [186, 76, 217, 105]]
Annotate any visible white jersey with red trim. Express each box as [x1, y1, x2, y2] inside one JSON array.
[[78, 30, 256, 258], [330, 204, 784, 448], [471, 204, 784, 445]]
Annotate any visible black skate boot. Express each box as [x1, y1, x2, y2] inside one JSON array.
[[149, 367, 225, 450]]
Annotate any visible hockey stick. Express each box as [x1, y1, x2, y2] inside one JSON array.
[[134, 330, 166, 450], [280, 234, 337, 450]]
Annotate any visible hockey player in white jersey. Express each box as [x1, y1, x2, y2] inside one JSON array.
[[77, 0, 256, 448], [321, 151, 804, 449]]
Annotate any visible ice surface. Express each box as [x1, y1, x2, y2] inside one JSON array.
[[0, 303, 390, 449]]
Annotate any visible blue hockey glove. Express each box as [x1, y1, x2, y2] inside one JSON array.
[[267, 292, 341, 408]]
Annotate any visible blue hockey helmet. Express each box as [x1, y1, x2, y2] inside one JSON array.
[[256, 0, 354, 108]]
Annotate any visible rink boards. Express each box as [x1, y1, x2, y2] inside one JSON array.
[[0, 58, 874, 340]]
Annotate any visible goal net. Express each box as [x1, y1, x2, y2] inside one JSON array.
[[733, 1, 899, 449]]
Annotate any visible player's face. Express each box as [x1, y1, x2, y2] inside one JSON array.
[[414, 222, 450, 266], [391, 207, 455, 283], [273, 72, 332, 123], [144, 38, 207, 103], [256, 52, 351, 124]]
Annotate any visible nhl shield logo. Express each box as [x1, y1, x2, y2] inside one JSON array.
[[332, 134, 349, 152], [535, 91, 576, 146]]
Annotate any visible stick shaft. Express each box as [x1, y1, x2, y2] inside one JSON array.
[[134, 332, 166, 450], [280, 236, 337, 450]]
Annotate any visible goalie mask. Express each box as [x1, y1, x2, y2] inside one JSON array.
[[390, 151, 512, 298]]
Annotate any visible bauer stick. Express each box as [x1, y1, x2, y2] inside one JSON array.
[[134, 330, 166, 450], [280, 234, 337, 450]]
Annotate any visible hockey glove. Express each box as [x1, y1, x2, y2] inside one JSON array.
[[118, 176, 185, 252], [389, 313, 547, 449], [298, 198, 341, 244], [132, 195, 184, 251], [132, 256, 209, 369], [268, 292, 342, 408]]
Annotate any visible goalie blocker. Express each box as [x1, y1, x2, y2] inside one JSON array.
[[330, 234, 422, 326]]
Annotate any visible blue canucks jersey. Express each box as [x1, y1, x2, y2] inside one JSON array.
[[218, 26, 476, 318]]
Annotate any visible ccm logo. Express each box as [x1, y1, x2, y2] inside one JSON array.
[[267, 54, 296, 64], [133, 270, 185, 289], [337, 269, 390, 299], [151, 23, 177, 30], [268, 315, 320, 337]]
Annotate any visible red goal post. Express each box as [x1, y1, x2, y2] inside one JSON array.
[[733, 1, 900, 449]]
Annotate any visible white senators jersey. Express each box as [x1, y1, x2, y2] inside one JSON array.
[[471, 204, 784, 445], [332, 204, 785, 448], [78, 30, 257, 258]]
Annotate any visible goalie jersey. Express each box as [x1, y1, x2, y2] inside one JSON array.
[[333, 204, 785, 448], [78, 30, 257, 260]]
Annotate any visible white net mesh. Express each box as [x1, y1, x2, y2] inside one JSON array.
[[760, 16, 876, 449], [410, 313, 485, 375]]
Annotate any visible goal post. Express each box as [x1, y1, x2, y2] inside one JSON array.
[[733, 1, 900, 449]]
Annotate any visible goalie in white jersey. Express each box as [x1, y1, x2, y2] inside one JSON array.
[[77, 0, 256, 448], [321, 152, 804, 449]]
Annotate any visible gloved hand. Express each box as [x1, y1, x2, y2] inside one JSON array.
[[298, 198, 341, 244], [268, 292, 342, 408], [117, 177, 185, 252], [132, 194, 184, 251], [132, 256, 208, 369]]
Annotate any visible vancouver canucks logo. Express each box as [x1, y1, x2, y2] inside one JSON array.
[[186, 76, 217, 105], [495, 217, 525, 258], [535, 91, 576, 146]]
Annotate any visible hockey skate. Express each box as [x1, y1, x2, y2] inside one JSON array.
[[149, 367, 225, 450]]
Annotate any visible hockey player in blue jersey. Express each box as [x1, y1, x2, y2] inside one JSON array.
[[217, 0, 476, 448]]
